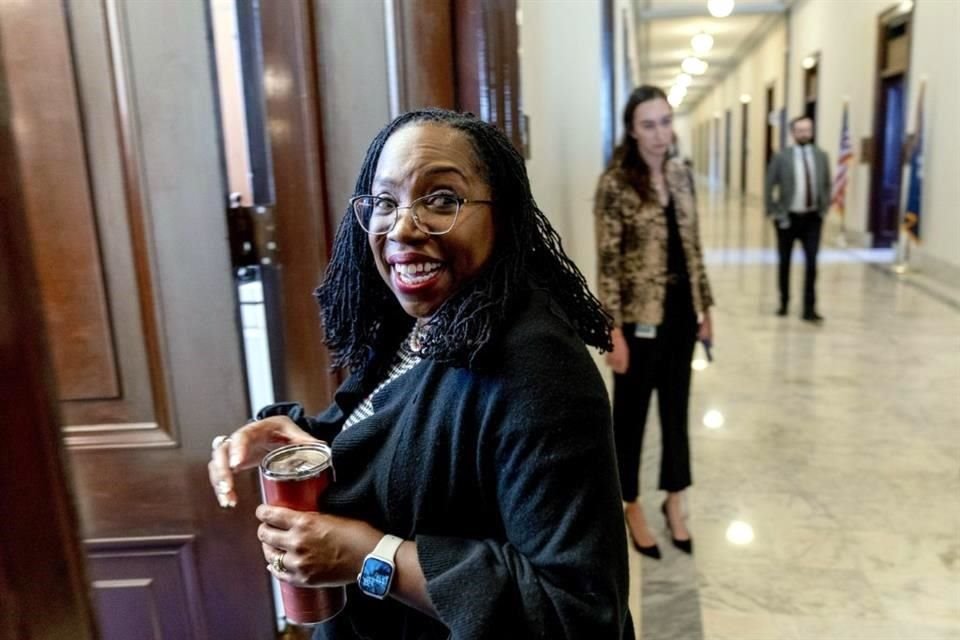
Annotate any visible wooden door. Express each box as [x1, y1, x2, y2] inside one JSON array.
[[0, 24, 99, 639], [0, 1, 275, 637], [870, 75, 907, 248]]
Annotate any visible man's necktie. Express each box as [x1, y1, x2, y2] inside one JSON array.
[[803, 147, 814, 209]]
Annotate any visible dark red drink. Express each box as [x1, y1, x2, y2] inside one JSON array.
[[260, 443, 345, 625]]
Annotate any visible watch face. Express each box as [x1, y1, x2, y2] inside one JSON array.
[[358, 557, 394, 598]]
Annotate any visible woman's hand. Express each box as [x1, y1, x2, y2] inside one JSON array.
[[605, 327, 630, 374], [207, 416, 320, 508], [698, 310, 713, 344], [257, 506, 382, 587]]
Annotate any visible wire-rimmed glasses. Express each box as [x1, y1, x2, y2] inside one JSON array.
[[351, 192, 494, 236]]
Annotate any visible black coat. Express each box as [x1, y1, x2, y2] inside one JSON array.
[[265, 291, 631, 639]]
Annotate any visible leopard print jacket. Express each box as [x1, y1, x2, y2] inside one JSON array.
[[594, 157, 714, 327]]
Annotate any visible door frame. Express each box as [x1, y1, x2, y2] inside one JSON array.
[[868, 2, 913, 247]]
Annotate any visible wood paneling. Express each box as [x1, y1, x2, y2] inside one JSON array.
[[5, 0, 278, 635], [0, 12, 98, 637], [389, 0, 456, 111], [88, 536, 208, 640], [55, 0, 179, 446], [0, 0, 119, 403], [454, 0, 523, 151], [261, 0, 339, 413]]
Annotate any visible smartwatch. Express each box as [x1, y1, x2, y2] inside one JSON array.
[[357, 534, 404, 599]]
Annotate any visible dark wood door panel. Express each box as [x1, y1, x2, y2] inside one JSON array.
[[261, 0, 339, 414], [5, 0, 278, 636], [0, 0, 120, 403], [88, 536, 208, 640], [0, 11, 99, 635], [454, 0, 523, 151]]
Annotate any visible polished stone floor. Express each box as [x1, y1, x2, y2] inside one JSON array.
[[626, 189, 960, 640]]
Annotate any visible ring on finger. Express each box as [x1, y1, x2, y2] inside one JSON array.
[[272, 550, 287, 573], [215, 480, 231, 495], [211, 434, 231, 451]]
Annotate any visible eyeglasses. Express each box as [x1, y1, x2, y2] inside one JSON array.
[[351, 193, 494, 236]]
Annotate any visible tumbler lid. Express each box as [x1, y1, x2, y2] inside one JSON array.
[[260, 443, 332, 480]]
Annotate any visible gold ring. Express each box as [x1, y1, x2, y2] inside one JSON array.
[[272, 550, 287, 573], [211, 435, 231, 451]]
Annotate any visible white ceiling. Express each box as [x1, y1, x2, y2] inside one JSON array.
[[634, 0, 789, 113]]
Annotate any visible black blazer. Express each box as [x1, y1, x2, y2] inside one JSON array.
[[262, 291, 631, 639]]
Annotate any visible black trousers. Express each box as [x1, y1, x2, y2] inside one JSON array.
[[613, 288, 697, 501], [775, 213, 823, 313]]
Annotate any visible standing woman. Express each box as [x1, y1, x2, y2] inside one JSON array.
[[209, 109, 631, 638], [594, 86, 714, 559]]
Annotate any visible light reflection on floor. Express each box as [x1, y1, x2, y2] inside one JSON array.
[[630, 189, 960, 640]]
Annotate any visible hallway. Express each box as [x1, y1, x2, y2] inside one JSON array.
[[630, 189, 960, 640]]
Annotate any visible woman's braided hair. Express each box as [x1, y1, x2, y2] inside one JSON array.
[[315, 108, 611, 380]]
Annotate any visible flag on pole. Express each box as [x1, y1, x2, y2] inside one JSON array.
[[830, 103, 853, 216], [904, 84, 925, 241]]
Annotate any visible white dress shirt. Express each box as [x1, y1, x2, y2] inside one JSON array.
[[790, 145, 818, 213]]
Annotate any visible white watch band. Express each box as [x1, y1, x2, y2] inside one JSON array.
[[370, 534, 404, 563]]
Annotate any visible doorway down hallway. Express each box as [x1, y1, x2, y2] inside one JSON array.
[[626, 189, 960, 640]]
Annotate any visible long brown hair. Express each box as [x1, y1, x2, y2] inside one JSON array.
[[609, 85, 669, 203]]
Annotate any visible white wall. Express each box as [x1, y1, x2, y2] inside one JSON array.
[[519, 0, 605, 287], [908, 0, 960, 273], [520, 0, 615, 384], [690, 20, 787, 198], [787, 0, 892, 242]]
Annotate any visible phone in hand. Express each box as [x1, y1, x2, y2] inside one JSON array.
[[700, 338, 713, 362]]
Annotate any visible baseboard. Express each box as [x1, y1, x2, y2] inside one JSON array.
[[839, 229, 873, 248], [910, 247, 960, 288]]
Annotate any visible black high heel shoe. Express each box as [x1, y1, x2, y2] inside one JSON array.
[[625, 515, 661, 559], [661, 501, 693, 554]]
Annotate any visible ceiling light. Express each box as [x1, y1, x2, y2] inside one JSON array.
[[681, 57, 709, 76], [691, 32, 714, 55], [668, 93, 684, 108], [802, 55, 817, 70], [676, 73, 693, 87], [670, 85, 688, 99], [739, 94, 751, 103], [707, 0, 735, 18]]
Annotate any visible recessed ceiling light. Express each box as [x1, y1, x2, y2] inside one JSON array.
[[676, 73, 693, 87], [707, 0, 735, 18], [691, 32, 714, 55], [681, 57, 709, 76]]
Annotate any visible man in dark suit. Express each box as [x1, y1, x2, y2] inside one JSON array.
[[764, 116, 832, 322]]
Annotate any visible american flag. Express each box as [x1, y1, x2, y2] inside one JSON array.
[[903, 83, 925, 241], [831, 103, 853, 215]]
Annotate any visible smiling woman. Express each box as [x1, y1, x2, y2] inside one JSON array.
[[362, 124, 497, 320], [208, 109, 634, 639]]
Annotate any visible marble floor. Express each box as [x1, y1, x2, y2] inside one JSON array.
[[628, 189, 960, 640]]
